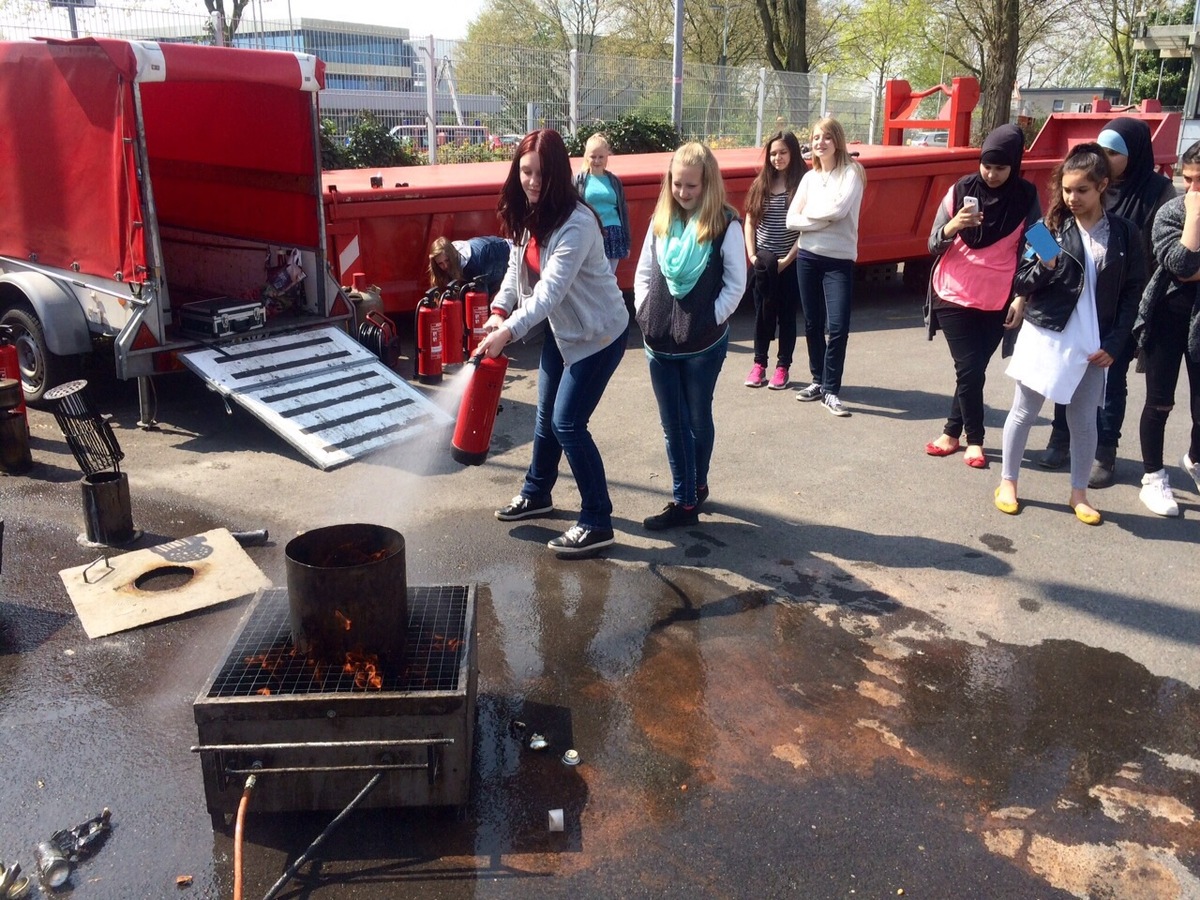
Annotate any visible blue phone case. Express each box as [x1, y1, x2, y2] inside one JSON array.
[[1025, 221, 1061, 261]]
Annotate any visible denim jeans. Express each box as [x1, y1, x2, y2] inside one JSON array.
[[520, 325, 628, 529], [796, 253, 854, 394], [645, 329, 729, 507], [935, 304, 1006, 446]]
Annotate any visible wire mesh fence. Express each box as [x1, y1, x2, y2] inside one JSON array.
[[1, 4, 880, 153]]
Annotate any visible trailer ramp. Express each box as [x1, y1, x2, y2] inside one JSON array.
[[180, 327, 453, 470]]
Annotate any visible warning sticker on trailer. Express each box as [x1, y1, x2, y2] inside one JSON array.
[[179, 327, 454, 470]]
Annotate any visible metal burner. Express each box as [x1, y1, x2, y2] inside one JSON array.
[[193, 585, 477, 820]]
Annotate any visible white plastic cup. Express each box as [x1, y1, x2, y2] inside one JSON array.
[[547, 809, 564, 832]]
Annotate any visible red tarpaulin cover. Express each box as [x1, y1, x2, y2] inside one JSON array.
[[0, 39, 326, 283]]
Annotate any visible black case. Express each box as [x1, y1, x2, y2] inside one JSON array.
[[179, 297, 267, 339]]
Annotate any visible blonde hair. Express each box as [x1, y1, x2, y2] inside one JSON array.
[[583, 133, 614, 175], [651, 141, 732, 244], [810, 116, 865, 182], [428, 236, 462, 288]]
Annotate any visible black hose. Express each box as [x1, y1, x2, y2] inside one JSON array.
[[260, 772, 384, 900]]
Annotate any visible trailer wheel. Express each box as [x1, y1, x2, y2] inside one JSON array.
[[0, 302, 76, 404]]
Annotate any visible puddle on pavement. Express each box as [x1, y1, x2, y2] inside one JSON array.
[[453, 556, 1200, 897]]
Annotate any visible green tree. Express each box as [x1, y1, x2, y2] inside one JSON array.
[[344, 112, 418, 169], [755, 0, 810, 72]]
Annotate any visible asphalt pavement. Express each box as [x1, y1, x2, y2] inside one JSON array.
[[1, 274, 1197, 898]]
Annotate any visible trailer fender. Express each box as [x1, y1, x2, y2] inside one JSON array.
[[0, 271, 92, 355]]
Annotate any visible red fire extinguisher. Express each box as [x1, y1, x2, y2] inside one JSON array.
[[0, 325, 28, 421], [463, 278, 490, 357], [452, 353, 508, 465], [440, 286, 465, 366], [414, 290, 443, 385]]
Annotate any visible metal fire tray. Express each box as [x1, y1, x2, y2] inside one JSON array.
[[193, 585, 476, 817]]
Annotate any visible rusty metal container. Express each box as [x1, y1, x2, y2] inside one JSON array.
[[284, 523, 408, 667]]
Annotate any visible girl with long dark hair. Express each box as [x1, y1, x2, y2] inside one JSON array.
[[474, 129, 630, 557], [995, 143, 1146, 525]]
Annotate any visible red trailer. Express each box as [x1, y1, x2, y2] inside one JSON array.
[[322, 83, 1181, 315]]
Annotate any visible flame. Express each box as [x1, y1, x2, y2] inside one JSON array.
[[334, 610, 352, 631], [343, 651, 382, 690], [256, 687, 272, 696]]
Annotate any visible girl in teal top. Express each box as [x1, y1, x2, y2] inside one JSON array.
[[574, 133, 631, 274]]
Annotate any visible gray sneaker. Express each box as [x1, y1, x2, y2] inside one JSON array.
[[796, 382, 824, 402], [1183, 453, 1200, 493], [822, 392, 850, 417]]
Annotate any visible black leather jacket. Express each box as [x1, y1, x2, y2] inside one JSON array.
[[1014, 213, 1146, 360]]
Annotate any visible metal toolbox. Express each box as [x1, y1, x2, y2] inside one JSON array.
[[178, 296, 266, 339]]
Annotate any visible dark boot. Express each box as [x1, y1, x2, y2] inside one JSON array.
[[1089, 444, 1117, 489], [1038, 427, 1070, 470]]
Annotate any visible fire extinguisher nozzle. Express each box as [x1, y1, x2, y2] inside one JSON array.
[[468, 352, 485, 366]]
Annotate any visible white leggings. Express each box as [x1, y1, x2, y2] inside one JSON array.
[[1001, 366, 1105, 490]]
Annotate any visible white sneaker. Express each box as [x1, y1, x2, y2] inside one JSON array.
[[1182, 453, 1200, 493], [1140, 469, 1179, 517]]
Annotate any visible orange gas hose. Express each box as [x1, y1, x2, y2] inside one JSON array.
[[232, 773, 257, 900]]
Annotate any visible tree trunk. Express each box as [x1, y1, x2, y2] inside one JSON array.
[[978, 0, 1019, 134]]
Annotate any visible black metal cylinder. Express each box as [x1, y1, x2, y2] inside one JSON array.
[[0, 408, 31, 474], [81, 471, 135, 545], [284, 524, 408, 667]]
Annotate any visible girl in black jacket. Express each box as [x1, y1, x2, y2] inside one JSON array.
[[995, 143, 1147, 525]]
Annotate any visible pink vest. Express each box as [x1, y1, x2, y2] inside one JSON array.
[[931, 193, 1023, 311]]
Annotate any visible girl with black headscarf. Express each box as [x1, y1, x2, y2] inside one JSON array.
[[1038, 116, 1175, 486], [923, 124, 1042, 468]]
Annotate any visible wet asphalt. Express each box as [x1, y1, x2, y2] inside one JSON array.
[[1, 276, 1198, 899]]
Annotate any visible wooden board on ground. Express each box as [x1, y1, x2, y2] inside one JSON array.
[[59, 528, 272, 638]]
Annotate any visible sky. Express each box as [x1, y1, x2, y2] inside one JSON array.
[[259, 0, 487, 40]]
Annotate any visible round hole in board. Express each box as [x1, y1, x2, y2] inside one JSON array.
[[134, 565, 195, 592]]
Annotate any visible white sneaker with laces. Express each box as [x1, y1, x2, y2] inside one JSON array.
[[822, 392, 850, 417], [1140, 469, 1179, 517], [1182, 452, 1200, 493]]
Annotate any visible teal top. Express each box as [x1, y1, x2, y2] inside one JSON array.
[[583, 173, 621, 228]]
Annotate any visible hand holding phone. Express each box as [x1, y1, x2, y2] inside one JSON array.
[[1024, 220, 1061, 262], [962, 196, 979, 213]]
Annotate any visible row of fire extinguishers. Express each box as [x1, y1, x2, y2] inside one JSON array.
[[413, 277, 492, 384], [411, 278, 510, 467]]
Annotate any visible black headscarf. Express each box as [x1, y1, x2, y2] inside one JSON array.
[[954, 124, 1038, 249], [1101, 116, 1172, 229]]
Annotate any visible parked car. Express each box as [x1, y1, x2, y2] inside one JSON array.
[[909, 130, 949, 147]]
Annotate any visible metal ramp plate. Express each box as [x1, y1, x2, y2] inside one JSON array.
[[179, 327, 453, 470]]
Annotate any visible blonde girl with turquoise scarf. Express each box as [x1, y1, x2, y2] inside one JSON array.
[[633, 142, 746, 531]]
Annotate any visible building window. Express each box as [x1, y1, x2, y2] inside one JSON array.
[[1052, 100, 1065, 112]]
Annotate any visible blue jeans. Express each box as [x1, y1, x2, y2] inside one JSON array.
[[796, 253, 854, 395], [520, 326, 628, 529], [645, 329, 729, 507]]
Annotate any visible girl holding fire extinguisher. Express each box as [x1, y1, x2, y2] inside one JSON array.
[[473, 128, 630, 558]]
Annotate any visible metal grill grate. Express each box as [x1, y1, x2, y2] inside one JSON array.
[[207, 585, 468, 698]]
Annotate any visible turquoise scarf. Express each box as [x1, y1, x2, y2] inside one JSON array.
[[658, 216, 711, 297]]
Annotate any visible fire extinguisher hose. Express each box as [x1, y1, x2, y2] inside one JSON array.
[[260, 772, 385, 900]]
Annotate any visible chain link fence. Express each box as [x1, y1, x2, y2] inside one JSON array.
[[1, 4, 879, 153]]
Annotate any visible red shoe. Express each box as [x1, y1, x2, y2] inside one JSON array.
[[964, 453, 988, 468], [925, 439, 961, 457]]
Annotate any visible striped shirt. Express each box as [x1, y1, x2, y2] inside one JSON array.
[[755, 191, 800, 256]]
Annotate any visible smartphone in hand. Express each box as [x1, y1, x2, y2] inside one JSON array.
[[962, 196, 979, 213], [1024, 220, 1061, 261]]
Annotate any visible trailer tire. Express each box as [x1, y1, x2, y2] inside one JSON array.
[[0, 302, 77, 404]]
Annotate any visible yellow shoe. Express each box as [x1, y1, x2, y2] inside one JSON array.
[[1073, 504, 1102, 526], [994, 487, 1019, 515]]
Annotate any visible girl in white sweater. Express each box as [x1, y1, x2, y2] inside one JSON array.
[[786, 116, 866, 417]]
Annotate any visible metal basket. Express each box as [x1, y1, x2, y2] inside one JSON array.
[[43, 380, 124, 476]]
